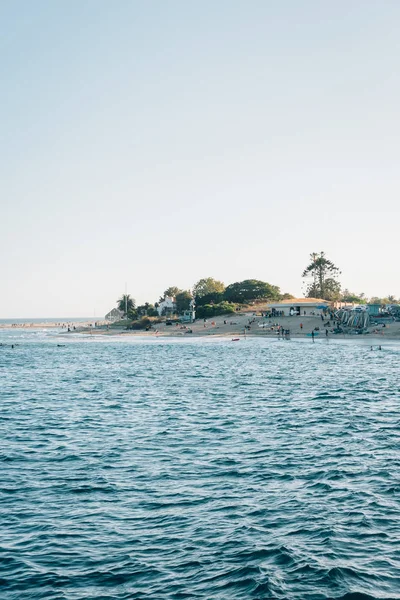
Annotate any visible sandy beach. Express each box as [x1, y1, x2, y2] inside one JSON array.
[[75, 312, 400, 341]]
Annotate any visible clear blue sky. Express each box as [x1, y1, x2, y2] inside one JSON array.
[[1, 1, 399, 318]]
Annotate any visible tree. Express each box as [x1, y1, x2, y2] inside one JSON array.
[[175, 291, 193, 314], [323, 278, 342, 301], [193, 278, 225, 299], [280, 293, 295, 300], [196, 302, 236, 319], [162, 286, 181, 299], [302, 252, 341, 300], [305, 278, 341, 301], [196, 292, 225, 307], [117, 294, 135, 315], [341, 289, 367, 304], [136, 303, 159, 318], [370, 297, 384, 305], [223, 280, 280, 304], [127, 307, 138, 320]]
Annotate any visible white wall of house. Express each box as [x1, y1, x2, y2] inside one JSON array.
[[157, 296, 176, 316], [268, 302, 328, 316]]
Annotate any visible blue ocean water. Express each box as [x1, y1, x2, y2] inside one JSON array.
[[0, 331, 399, 600]]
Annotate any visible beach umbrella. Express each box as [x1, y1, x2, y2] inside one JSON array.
[[316, 304, 328, 309]]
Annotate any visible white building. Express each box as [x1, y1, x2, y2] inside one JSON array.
[[105, 308, 124, 322], [267, 298, 329, 316], [157, 296, 176, 316]]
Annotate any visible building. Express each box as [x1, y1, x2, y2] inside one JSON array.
[[367, 304, 381, 316], [105, 308, 124, 322], [181, 299, 196, 323], [157, 296, 176, 317], [267, 298, 329, 316]]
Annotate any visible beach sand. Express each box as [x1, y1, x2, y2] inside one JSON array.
[[77, 312, 400, 341]]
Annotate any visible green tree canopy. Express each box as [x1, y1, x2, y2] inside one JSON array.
[[369, 297, 385, 305], [127, 308, 138, 320], [193, 277, 225, 298], [280, 293, 295, 300], [223, 280, 280, 303], [195, 292, 225, 307], [302, 252, 341, 300], [175, 291, 193, 314], [117, 294, 136, 314], [162, 286, 182, 300], [136, 303, 159, 318], [196, 302, 236, 319], [369, 296, 396, 306], [341, 289, 367, 304]]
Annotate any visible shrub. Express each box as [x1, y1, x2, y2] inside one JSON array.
[[195, 302, 236, 319], [110, 319, 131, 328], [195, 292, 224, 306], [127, 317, 161, 330]]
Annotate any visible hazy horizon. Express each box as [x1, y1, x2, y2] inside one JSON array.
[[2, 1, 399, 318]]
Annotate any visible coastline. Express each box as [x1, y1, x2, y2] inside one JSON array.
[[73, 311, 400, 341], [76, 330, 399, 341], [3, 313, 398, 340], [0, 320, 104, 330]]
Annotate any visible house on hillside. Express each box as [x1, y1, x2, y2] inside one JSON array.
[[157, 296, 176, 317], [105, 308, 124, 322], [267, 298, 329, 316]]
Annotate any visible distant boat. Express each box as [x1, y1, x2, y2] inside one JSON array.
[[232, 338, 240, 342]]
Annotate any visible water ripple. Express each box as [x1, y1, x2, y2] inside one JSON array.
[[0, 336, 399, 599]]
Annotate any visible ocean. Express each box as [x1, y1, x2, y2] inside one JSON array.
[[0, 330, 399, 599], [0, 318, 93, 325]]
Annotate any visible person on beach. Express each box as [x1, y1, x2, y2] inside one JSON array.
[[311, 331, 315, 342], [325, 329, 328, 337], [300, 323, 303, 330]]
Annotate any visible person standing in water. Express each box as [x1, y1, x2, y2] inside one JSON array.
[[311, 330, 315, 342]]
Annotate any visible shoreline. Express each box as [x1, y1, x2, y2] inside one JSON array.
[[3, 312, 399, 340], [0, 320, 105, 330], [73, 328, 398, 341]]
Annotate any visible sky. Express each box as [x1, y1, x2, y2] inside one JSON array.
[[1, 1, 399, 318]]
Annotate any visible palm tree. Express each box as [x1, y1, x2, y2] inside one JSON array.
[[117, 294, 135, 316]]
